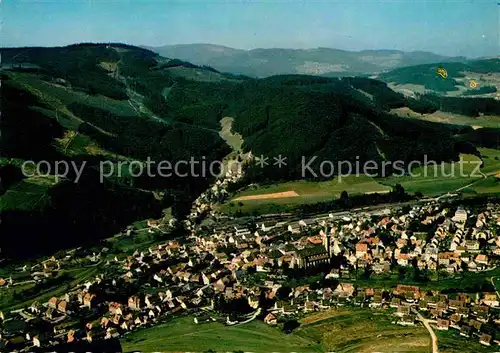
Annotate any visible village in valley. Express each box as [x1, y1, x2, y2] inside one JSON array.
[[1, 163, 500, 352]]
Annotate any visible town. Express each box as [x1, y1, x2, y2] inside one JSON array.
[[1, 180, 500, 351]]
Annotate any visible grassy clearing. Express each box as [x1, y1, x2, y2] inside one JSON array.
[[0, 177, 57, 211], [121, 316, 321, 353], [381, 154, 483, 197], [391, 107, 500, 128], [219, 175, 390, 214], [219, 116, 244, 152], [296, 308, 430, 353], [348, 265, 500, 293], [478, 148, 500, 175], [437, 329, 493, 353], [461, 177, 500, 195]]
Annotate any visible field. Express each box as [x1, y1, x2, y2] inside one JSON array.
[[121, 309, 433, 353], [121, 316, 322, 352], [437, 329, 493, 353], [220, 175, 391, 214], [391, 107, 500, 129], [296, 308, 430, 353], [221, 152, 500, 214], [234, 190, 300, 201], [0, 176, 57, 211]]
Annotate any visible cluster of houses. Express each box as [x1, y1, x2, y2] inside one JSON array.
[[1, 192, 500, 350]]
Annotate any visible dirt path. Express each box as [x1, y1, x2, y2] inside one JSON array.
[[413, 308, 438, 353], [234, 191, 299, 201]]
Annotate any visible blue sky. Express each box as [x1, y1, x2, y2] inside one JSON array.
[[3, 0, 499, 57]]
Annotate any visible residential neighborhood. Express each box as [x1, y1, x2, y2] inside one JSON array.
[[1, 191, 500, 351]]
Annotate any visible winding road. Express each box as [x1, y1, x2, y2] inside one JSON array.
[[412, 308, 438, 353]]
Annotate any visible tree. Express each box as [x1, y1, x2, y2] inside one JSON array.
[[283, 319, 300, 334], [276, 286, 292, 300], [393, 183, 406, 198]]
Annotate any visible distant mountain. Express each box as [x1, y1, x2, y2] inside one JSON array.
[[144, 43, 467, 77]]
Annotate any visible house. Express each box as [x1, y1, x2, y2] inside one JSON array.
[[481, 293, 499, 307], [475, 254, 489, 266], [460, 325, 472, 337], [396, 305, 410, 317], [452, 207, 467, 223], [57, 300, 68, 313], [390, 298, 401, 308], [398, 314, 416, 326], [33, 335, 41, 347], [128, 296, 141, 311], [83, 293, 95, 308], [370, 295, 383, 308], [480, 333, 492, 346], [437, 319, 449, 330], [299, 219, 316, 228], [260, 221, 276, 232], [465, 240, 480, 252], [355, 243, 368, 258], [287, 222, 301, 234], [109, 302, 123, 316], [48, 297, 58, 309], [264, 313, 277, 325]]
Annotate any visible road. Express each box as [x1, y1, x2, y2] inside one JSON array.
[[412, 308, 438, 353], [490, 276, 500, 299]]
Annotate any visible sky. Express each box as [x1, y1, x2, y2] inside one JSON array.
[[3, 0, 500, 58]]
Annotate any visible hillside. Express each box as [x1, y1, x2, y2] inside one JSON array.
[[146, 44, 467, 78], [0, 43, 233, 259]]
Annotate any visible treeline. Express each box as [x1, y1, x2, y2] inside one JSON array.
[[379, 59, 500, 92], [294, 185, 413, 215], [462, 85, 498, 96]]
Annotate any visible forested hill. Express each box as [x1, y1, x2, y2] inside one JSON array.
[[378, 58, 500, 94], [0, 43, 233, 259], [1, 43, 498, 258]]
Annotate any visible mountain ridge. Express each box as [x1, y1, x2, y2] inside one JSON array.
[[144, 43, 468, 78]]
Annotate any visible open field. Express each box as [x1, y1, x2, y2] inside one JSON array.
[[346, 265, 500, 293], [436, 329, 493, 353], [219, 175, 391, 214], [219, 148, 500, 215], [0, 177, 57, 211], [121, 316, 322, 352], [296, 308, 430, 353], [381, 153, 484, 197], [391, 107, 500, 129], [478, 148, 500, 175]]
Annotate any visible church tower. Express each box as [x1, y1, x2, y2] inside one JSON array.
[[322, 225, 332, 257]]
